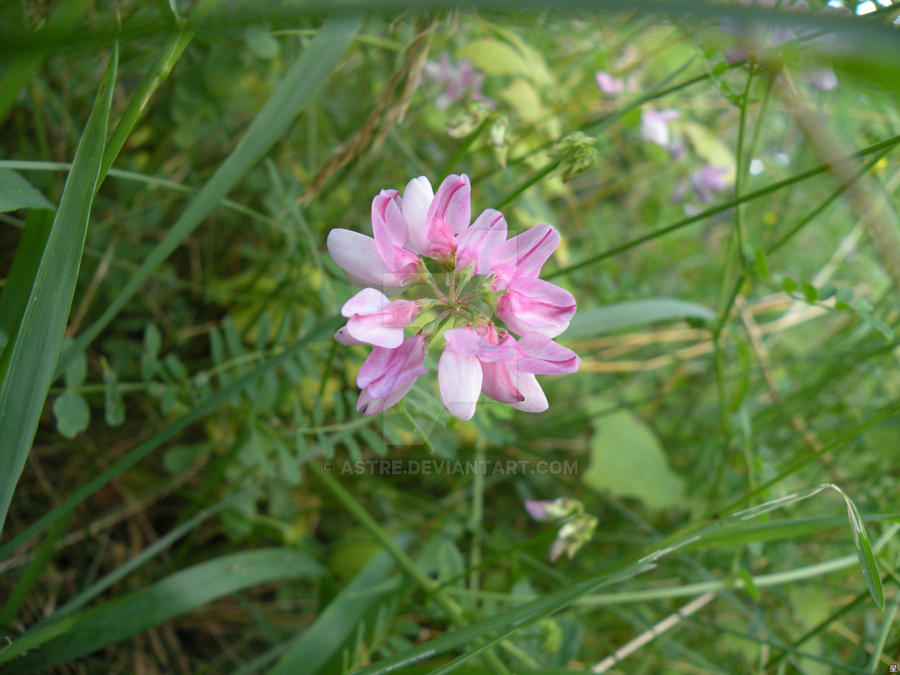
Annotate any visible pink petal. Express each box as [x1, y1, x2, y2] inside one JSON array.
[[444, 326, 518, 362], [487, 223, 560, 286], [496, 278, 577, 338], [512, 333, 581, 375], [371, 190, 408, 269], [438, 346, 482, 420], [595, 71, 623, 94], [357, 336, 427, 398], [346, 300, 420, 349], [480, 360, 524, 404], [456, 209, 507, 274], [424, 174, 471, 257], [524, 499, 552, 521], [357, 377, 416, 415]]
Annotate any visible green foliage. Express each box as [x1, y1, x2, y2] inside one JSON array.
[[2, 2, 900, 673]]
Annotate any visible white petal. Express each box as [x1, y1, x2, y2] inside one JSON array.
[[438, 347, 482, 420], [401, 177, 434, 254], [341, 287, 389, 317], [334, 325, 365, 345], [510, 371, 548, 413], [326, 229, 405, 294]]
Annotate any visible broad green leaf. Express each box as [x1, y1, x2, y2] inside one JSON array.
[[0, 548, 325, 673], [58, 14, 362, 375], [52, 391, 90, 439], [267, 542, 406, 675], [0, 169, 53, 212], [582, 409, 689, 511], [0, 45, 117, 534], [565, 298, 714, 338]]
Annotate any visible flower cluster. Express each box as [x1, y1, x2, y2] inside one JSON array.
[[327, 174, 580, 420]]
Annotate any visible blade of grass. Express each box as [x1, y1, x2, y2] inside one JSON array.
[[0, 314, 341, 559], [0, 45, 117, 534], [57, 14, 361, 376], [0, 548, 325, 673]]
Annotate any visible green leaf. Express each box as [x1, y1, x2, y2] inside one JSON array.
[[841, 494, 885, 609], [801, 282, 818, 303], [63, 349, 87, 388], [0, 169, 53, 212], [0, 45, 117, 533], [267, 543, 405, 675], [583, 409, 689, 511], [781, 277, 798, 293], [244, 25, 280, 60], [565, 298, 714, 337], [58, 14, 362, 375], [52, 391, 90, 439], [0, 548, 325, 673]]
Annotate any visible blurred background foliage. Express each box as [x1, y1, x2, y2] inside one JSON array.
[[0, 0, 899, 673]]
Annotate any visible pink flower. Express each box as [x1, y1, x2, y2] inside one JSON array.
[[595, 70, 624, 94], [356, 335, 428, 415], [326, 173, 580, 420], [335, 288, 422, 349]]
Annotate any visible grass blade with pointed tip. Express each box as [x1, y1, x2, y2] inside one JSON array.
[[57, 14, 361, 375], [0, 548, 325, 673], [0, 44, 117, 535]]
